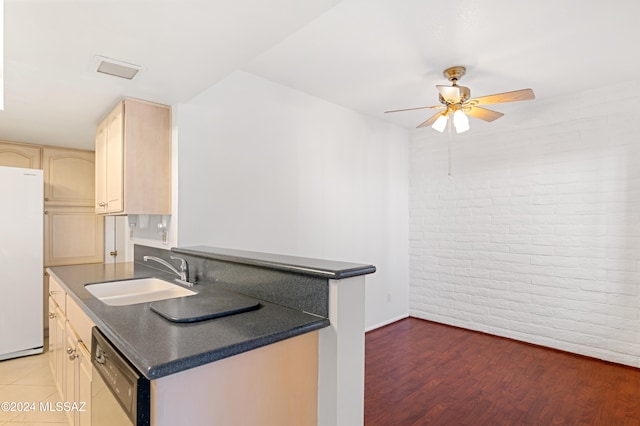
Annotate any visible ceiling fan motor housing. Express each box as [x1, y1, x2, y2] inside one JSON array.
[[439, 85, 471, 105], [443, 66, 466, 82]]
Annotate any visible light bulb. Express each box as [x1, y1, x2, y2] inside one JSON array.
[[432, 114, 448, 132], [453, 110, 470, 133]]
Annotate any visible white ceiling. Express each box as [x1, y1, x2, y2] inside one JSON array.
[[1, 0, 341, 149], [2, 0, 640, 150]]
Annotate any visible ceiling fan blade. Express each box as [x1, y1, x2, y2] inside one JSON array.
[[436, 85, 460, 102], [384, 105, 443, 113], [416, 112, 445, 128], [465, 106, 504, 122], [469, 88, 535, 106]]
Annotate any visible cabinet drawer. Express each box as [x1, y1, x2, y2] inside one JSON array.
[[66, 297, 95, 352], [49, 275, 66, 313]]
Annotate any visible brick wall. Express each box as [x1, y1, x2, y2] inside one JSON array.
[[409, 81, 640, 366]]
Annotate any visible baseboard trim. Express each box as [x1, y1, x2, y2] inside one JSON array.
[[365, 313, 409, 332]]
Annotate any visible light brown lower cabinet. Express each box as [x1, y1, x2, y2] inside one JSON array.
[[48, 297, 66, 399], [48, 275, 94, 426], [65, 322, 92, 426]]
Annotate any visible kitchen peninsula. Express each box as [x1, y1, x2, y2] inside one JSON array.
[[48, 244, 375, 426]]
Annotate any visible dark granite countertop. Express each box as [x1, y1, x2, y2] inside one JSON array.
[[48, 262, 329, 380], [173, 246, 376, 279]]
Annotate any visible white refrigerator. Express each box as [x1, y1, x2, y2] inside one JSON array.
[[0, 166, 44, 361]]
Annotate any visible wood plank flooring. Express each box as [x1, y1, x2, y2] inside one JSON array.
[[365, 317, 640, 425]]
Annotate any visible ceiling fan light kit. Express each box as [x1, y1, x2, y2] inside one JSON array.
[[452, 109, 470, 133], [431, 113, 448, 132], [385, 66, 535, 133]]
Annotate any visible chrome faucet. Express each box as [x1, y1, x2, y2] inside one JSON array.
[[143, 255, 193, 287]]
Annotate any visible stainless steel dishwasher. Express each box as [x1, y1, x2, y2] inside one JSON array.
[[91, 327, 150, 426]]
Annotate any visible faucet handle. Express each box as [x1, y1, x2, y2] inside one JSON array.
[[170, 255, 190, 283], [170, 255, 187, 270]]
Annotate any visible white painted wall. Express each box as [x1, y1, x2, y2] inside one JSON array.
[[409, 80, 640, 367], [175, 71, 409, 329]]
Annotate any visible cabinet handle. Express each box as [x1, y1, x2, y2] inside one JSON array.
[[67, 347, 77, 360], [98, 202, 107, 207], [44, 210, 49, 215], [45, 197, 49, 201], [48, 312, 56, 319]]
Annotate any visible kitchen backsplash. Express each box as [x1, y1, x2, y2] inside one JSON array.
[[134, 244, 329, 318]]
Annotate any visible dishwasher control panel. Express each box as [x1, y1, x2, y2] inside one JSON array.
[[91, 327, 150, 425]]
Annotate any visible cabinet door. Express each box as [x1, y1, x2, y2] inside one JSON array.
[[54, 306, 65, 398], [43, 148, 96, 207], [121, 98, 172, 214], [95, 119, 107, 213], [48, 296, 57, 375], [76, 344, 92, 426], [106, 104, 124, 214], [0, 141, 41, 169], [65, 323, 79, 425], [44, 207, 104, 266]]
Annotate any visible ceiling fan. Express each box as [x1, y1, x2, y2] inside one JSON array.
[[385, 66, 535, 133]]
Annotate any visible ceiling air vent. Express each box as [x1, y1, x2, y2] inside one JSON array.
[[95, 55, 141, 80]]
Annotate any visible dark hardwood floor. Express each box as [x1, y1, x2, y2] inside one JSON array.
[[365, 317, 640, 425]]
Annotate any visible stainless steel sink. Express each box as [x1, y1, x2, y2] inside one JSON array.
[[85, 278, 196, 306]]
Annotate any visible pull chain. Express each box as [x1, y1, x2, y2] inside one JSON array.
[[447, 115, 453, 180]]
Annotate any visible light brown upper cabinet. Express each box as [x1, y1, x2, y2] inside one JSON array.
[[0, 141, 41, 169], [95, 98, 172, 215], [42, 147, 104, 266], [43, 148, 96, 206], [95, 117, 108, 214]]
